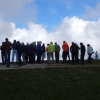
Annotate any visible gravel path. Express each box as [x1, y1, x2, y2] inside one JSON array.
[[0, 63, 100, 70]]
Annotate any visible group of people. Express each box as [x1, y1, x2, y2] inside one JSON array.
[[0, 38, 98, 67]]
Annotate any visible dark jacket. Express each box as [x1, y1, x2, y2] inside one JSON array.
[[3, 41, 12, 52], [32, 43, 36, 52], [37, 43, 42, 53], [26, 44, 30, 53], [22, 43, 27, 53], [12, 41, 17, 50], [42, 44, 45, 53], [16, 42, 22, 53], [55, 44, 60, 52], [0, 44, 5, 52], [70, 43, 79, 53], [80, 44, 85, 53]]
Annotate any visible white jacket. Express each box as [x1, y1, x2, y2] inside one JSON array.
[[87, 46, 93, 54]]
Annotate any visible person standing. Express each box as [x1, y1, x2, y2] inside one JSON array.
[[12, 40, 18, 63], [62, 41, 69, 63], [36, 41, 42, 64], [16, 41, 23, 66], [80, 42, 86, 64], [95, 51, 98, 60], [55, 42, 60, 63], [22, 42, 26, 65], [70, 42, 79, 64], [48, 42, 55, 64], [31, 42, 36, 63], [3, 38, 12, 67], [0, 42, 5, 64], [42, 43, 46, 63], [46, 44, 49, 63], [25, 43, 30, 63], [87, 44, 93, 64]]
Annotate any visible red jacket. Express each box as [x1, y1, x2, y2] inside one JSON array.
[[62, 42, 69, 51]]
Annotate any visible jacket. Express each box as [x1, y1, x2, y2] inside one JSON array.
[[48, 44, 55, 52], [4, 41, 12, 52], [55, 44, 60, 52], [62, 42, 69, 51], [87, 46, 93, 54]]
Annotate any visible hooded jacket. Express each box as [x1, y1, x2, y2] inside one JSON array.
[[87, 46, 93, 54]]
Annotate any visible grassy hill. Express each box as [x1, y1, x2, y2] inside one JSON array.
[[0, 61, 100, 100]]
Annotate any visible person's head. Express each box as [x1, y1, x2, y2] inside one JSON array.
[[5, 38, 8, 41], [13, 40, 16, 43], [47, 44, 49, 46], [72, 42, 74, 45], [40, 41, 42, 44], [33, 41, 36, 44], [80, 42, 83, 45], [87, 44, 90, 46], [50, 42, 53, 44], [27, 43, 29, 45], [55, 42, 57, 45], [22, 42, 24, 45]]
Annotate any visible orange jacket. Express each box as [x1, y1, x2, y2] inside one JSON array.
[[62, 42, 69, 51]]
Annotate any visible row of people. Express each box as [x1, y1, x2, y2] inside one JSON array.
[[0, 38, 96, 67]]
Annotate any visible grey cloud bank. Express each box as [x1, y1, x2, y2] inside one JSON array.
[[0, 0, 36, 23]]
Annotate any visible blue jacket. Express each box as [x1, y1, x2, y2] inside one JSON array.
[[36, 43, 42, 53]]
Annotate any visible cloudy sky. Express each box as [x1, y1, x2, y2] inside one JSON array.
[[0, 0, 100, 60]]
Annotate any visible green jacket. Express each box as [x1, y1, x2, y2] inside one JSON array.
[[48, 44, 55, 52]]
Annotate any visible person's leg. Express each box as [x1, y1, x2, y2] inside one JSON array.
[[8, 51, 11, 67], [29, 52, 31, 63], [65, 51, 67, 62], [41, 53, 44, 62], [56, 52, 59, 63], [51, 52, 54, 64], [89, 54, 92, 64], [23, 53, 26, 64], [18, 52, 22, 66], [15, 50, 18, 62], [81, 53, 84, 64], [63, 51, 66, 63], [42, 53, 45, 63], [1, 52, 4, 64], [72, 52, 74, 64], [47, 53, 49, 63], [3, 52, 5, 64], [33, 52, 36, 63], [5, 51, 8, 67], [75, 52, 78, 64], [12, 50, 14, 62], [55, 52, 57, 63], [62, 51, 65, 62], [67, 51, 70, 62], [48, 52, 51, 64], [40, 52, 42, 62], [25, 52, 28, 63]]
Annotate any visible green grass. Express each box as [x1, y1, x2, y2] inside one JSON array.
[[0, 67, 100, 100]]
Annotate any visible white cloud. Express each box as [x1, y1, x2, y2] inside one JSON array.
[[83, 2, 100, 19], [0, 16, 100, 61]]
